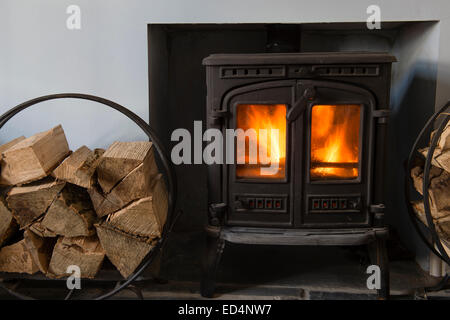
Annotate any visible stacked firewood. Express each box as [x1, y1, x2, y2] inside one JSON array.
[[0, 125, 168, 278], [411, 121, 450, 257]]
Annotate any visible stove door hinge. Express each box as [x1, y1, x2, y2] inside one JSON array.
[[372, 109, 390, 124], [208, 202, 227, 226], [370, 204, 385, 224], [209, 110, 228, 125]]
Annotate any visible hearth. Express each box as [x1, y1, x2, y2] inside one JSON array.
[[201, 52, 396, 298]]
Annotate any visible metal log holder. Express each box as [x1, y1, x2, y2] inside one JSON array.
[[405, 100, 450, 293], [0, 93, 179, 300]]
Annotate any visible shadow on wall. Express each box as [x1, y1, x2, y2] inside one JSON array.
[[386, 62, 439, 269], [387, 21, 440, 271]]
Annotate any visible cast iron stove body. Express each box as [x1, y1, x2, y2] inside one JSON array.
[[201, 52, 396, 298]]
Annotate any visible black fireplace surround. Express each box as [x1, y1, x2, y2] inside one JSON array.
[[201, 52, 397, 298]]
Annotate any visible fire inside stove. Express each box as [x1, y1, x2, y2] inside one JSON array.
[[310, 104, 361, 180], [236, 104, 286, 179]]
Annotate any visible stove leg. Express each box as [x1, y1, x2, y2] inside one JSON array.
[[368, 237, 390, 300], [201, 233, 225, 298]]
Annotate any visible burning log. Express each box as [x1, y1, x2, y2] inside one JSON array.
[[47, 236, 105, 279], [53, 146, 105, 188], [39, 184, 97, 237], [6, 178, 66, 228], [97, 141, 157, 193], [0, 239, 39, 274], [0, 125, 70, 185]]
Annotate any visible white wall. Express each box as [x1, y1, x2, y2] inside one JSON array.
[[1, 0, 450, 149]]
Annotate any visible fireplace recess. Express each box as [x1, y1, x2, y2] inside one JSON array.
[[201, 52, 396, 298]]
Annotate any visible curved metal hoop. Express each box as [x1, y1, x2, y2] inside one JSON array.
[[0, 93, 178, 299], [405, 101, 450, 266]]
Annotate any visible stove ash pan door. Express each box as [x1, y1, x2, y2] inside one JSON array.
[[223, 80, 377, 228]]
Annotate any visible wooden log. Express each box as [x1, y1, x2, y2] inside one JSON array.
[[97, 141, 157, 193], [29, 217, 57, 238], [0, 125, 70, 185], [412, 201, 450, 244], [105, 197, 157, 237], [40, 184, 97, 237], [23, 229, 55, 273], [106, 162, 158, 211], [0, 198, 17, 247], [0, 136, 26, 161], [410, 165, 450, 218], [89, 159, 159, 217], [95, 223, 155, 278], [52, 146, 105, 188], [47, 236, 105, 279], [419, 122, 450, 173], [152, 175, 168, 231], [0, 239, 39, 274], [87, 184, 122, 218], [106, 197, 163, 239], [6, 178, 66, 228]]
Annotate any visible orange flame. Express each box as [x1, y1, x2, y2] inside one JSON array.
[[236, 104, 287, 179], [310, 104, 361, 180]]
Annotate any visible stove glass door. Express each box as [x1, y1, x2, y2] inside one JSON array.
[[235, 103, 287, 180], [310, 104, 361, 180]]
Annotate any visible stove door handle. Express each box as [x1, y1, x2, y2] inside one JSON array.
[[286, 86, 316, 122]]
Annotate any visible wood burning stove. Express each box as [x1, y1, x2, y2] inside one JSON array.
[[201, 52, 396, 298]]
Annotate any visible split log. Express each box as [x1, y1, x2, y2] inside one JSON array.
[[104, 175, 168, 238], [106, 196, 165, 239], [95, 223, 155, 278], [152, 175, 169, 230], [412, 201, 450, 245], [23, 229, 55, 273], [6, 178, 66, 228], [0, 136, 26, 161], [29, 217, 57, 238], [0, 199, 17, 247], [40, 184, 97, 237], [88, 185, 122, 218], [419, 122, 450, 173], [52, 146, 105, 188], [410, 165, 450, 218], [89, 159, 159, 217], [0, 239, 39, 274], [47, 236, 105, 279], [97, 141, 157, 193], [106, 162, 159, 211], [0, 125, 70, 185], [95, 176, 167, 278]]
